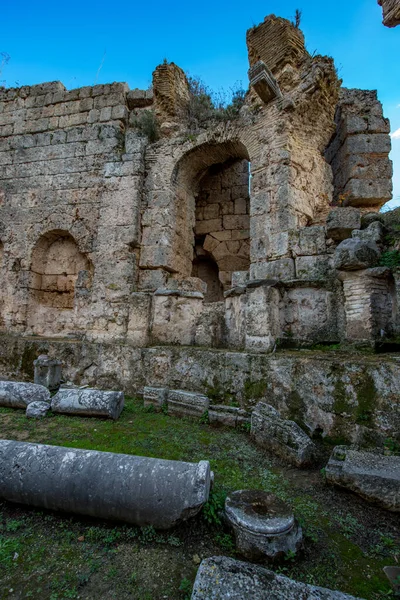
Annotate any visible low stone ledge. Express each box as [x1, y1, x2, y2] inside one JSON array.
[[51, 388, 124, 420], [0, 380, 50, 408], [154, 289, 204, 299], [0, 440, 211, 529], [325, 446, 400, 511], [191, 556, 362, 599], [251, 403, 316, 467], [167, 389, 209, 419]]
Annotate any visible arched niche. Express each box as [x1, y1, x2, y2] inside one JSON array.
[[27, 230, 93, 336], [173, 139, 251, 295]]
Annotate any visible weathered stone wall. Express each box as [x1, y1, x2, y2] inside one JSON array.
[[1, 333, 398, 445], [0, 80, 146, 340], [194, 158, 250, 292], [326, 89, 392, 209], [378, 0, 400, 27]]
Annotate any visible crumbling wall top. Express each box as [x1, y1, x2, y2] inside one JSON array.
[[246, 14, 308, 74], [378, 0, 400, 27]]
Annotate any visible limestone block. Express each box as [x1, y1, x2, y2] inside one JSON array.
[[352, 221, 384, 245], [326, 208, 361, 241], [248, 61, 282, 104], [225, 490, 303, 561], [0, 380, 50, 408], [291, 226, 326, 256], [225, 290, 247, 349], [231, 271, 249, 287], [245, 283, 280, 352], [208, 405, 250, 428], [334, 239, 380, 270], [191, 556, 361, 600], [51, 388, 124, 420], [0, 440, 211, 529], [343, 178, 392, 205], [26, 401, 51, 419], [326, 447, 400, 511], [378, 0, 400, 27], [282, 286, 340, 343], [143, 386, 168, 411], [251, 403, 316, 467], [138, 269, 169, 291], [296, 255, 334, 280], [250, 258, 295, 281], [167, 389, 209, 419], [151, 293, 204, 346]]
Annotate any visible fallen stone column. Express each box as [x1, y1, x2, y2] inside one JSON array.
[[325, 446, 400, 511], [191, 556, 362, 599], [0, 440, 212, 529], [0, 380, 50, 408], [51, 388, 124, 420]]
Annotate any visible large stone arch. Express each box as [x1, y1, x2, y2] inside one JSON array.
[[26, 230, 93, 337]]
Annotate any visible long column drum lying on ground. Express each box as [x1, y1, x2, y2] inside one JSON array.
[[0, 440, 212, 528]]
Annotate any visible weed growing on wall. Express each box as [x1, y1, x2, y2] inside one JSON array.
[[186, 75, 246, 131]]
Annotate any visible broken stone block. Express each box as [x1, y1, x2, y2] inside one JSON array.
[[33, 354, 62, 391], [251, 403, 316, 467], [334, 239, 380, 271], [51, 388, 124, 420], [208, 405, 251, 428], [0, 440, 212, 529], [248, 61, 282, 104], [191, 556, 362, 600], [325, 446, 400, 511], [0, 380, 51, 408], [143, 386, 167, 411], [351, 221, 384, 245], [225, 490, 303, 561], [326, 208, 361, 241], [167, 389, 209, 419], [26, 401, 50, 419]]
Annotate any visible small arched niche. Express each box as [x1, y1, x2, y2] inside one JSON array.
[[28, 231, 93, 336], [30, 231, 92, 309], [173, 140, 251, 300]]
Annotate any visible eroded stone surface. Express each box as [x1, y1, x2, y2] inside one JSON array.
[[0, 380, 50, 408], [51, 388, 124, 420], [334, 239, 380, 271], [33, 354, 62, 391], [378, 0, 400, 27], [26, 400, 50, 418], [225, 490, 302, 561], [325, 446, 400, 511], [167, 389, 209, 419], [0, 440, 211, 528], [191, 556, 363, 599], [251, 403, 316, 467]]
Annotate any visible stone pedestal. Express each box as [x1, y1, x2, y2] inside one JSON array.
[[225, 490, 303, 561], [33, 355, 62, 391]]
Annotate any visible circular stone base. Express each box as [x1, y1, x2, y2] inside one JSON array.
[[225, 490, 303, 561]]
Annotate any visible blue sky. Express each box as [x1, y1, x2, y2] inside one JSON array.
[[2, 0, 399, 208]]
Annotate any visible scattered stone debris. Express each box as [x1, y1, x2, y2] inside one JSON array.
[[225, 490, 303, 561], [51, 388, 124, 420], [0, 440, 212, 529], [0, 380, 50, 408], [191, 556, 363, 599], [325, 446, 400, 511], [26, 401, 51, 419], [251, 403, 316, 467]]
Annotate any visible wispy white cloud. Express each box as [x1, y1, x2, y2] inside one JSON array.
[[392, 128, 400, 139]]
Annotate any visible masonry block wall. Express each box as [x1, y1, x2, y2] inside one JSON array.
[[0, 15, 396, 351]]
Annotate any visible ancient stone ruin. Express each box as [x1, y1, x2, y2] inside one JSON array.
[[0, 14, 399, 447], [378, 0, 400, 27]]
